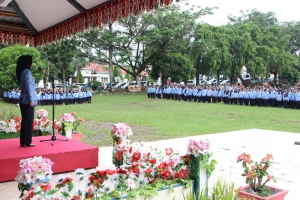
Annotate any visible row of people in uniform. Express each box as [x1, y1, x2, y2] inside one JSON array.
[[147, 85, 300, 109], [3, 88, 93, 106]]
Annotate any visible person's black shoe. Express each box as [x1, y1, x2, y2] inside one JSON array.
[[24, 144, 36, 147]]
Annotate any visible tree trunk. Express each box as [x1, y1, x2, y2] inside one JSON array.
[[196, 64, 200, 85], [109, 23, 113, 93]]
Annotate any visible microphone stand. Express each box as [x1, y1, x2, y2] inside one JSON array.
[[40, 76, 68, 146]]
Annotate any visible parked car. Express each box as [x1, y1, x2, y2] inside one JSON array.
[[187, 80, 196, 86], [120, 82, 130, 89], [220, 80, 231, 85], [198, 80, 207, 85], [206, 79, 217, 85]]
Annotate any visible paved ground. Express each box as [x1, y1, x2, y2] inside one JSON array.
[[1, 129, 299, 199]]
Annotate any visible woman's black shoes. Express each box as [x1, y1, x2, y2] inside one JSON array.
[[20, 144, 36, 147]]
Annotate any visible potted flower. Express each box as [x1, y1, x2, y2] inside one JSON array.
[[186, 138, 217, 199], [15, 156, 53, 198], [110, 122, 133, 167], [34, 109, 49, 136], [60, 113, 75, 138], [236, 153, 289, 199], [69, 111, 84, 141]]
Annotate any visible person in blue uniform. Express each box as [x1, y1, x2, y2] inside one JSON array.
[[206, 87, 212, 103], [256, 88, 262, 107], [238, 89, 244, 105], [202, 87, 206, 103], [16, 55, 37, 147], [183, 86, 188, 101], [187, 86, 193, 101], [193, 86, 198, 102], [296, 89, 300, 109], [243, 88, 249, 106], [233, 89, 238, 105], [283, 90, 289, 108], [262, 89, 269, 107], [68, 90, 74, 104], [147, 86, 151, 98], [211, 87, 217, 103], [289, 90, 296, 109], [276, 90, 282, 108]]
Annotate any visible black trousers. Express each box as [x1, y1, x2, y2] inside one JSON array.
[[296, 101, 300, 109], [284, 100, 288, 108], [234, 98, 238, 104], [20, 104, 34, 146]]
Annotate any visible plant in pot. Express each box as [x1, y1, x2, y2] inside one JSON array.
[[69, 111, 84, 141], [236, 153, 288, 200], [15, 156, 53, 198]]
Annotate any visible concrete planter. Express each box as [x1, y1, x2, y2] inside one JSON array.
[[238, 185, 289, 200]]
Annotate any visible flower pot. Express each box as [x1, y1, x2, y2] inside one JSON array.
[[238, 185, 289, 200], [72, 132, 82, 141]]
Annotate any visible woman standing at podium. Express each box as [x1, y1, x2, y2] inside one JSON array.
[[16, 55, 37, 147]]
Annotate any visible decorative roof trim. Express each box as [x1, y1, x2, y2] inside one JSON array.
[[0, 0, 173, 46]]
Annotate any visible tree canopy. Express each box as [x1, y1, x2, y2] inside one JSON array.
[[0, 44, 45, 89]]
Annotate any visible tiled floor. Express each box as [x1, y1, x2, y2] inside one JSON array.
[[1, 129, 300, 199]]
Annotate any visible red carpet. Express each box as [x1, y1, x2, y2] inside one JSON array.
[[0, 135, 98, 182]]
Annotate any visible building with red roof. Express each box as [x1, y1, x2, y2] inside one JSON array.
[[81, 63, 126, 84]]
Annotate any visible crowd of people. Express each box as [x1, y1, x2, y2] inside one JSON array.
[[3, 88, 93, 106], [147, 84, 300, 109]]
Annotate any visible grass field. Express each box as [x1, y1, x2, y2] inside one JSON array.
[[1, 92, 300, 147]]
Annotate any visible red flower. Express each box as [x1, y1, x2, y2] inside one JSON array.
[[237, 153, 251, 163], [70, 196, 81, 200], [62, 177, 73, 184], [149, 159, 156, 165], [132, 152, 141, 163], [85, 188, 94, 199], [39, 183, 51, 192], [180, 155, 190, 165], [106, 169, 117, 175], [160, 169, 171, 180], [165, 147, 173, 155], [157, 162, 166, 171], [144, 168, 153, 177], [178, 168, 189, 178], [143, 152, 151, 161], [114, 151, 123, 161], [117, 168, 128, 175], [129, 164, 140, 174]]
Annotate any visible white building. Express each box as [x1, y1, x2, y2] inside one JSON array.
[[81, 63, 126, 84]]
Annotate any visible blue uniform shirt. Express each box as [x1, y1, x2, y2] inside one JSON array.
[[19, 69, 37, 105]]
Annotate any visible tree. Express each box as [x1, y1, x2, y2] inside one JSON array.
[[0, 44, 45, 89], [38, 38, 81, 83], [78, 4, 213, 81], [70, 57, 89, 83], [150, 53, 194, 84]]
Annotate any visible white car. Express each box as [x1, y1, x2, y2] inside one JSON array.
[[120, 82, 130, 89], [206, 79, 217, 85], [198, 80, 207, 85], [220, 80, 231, 85]]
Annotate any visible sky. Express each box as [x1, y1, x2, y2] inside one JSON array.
[[179, 0, 300, 26]]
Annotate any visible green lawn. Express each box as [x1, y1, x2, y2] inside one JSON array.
[[1, 93, 300, 147]]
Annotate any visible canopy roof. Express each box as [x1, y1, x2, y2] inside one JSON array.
[[0, 0, 172, 46]]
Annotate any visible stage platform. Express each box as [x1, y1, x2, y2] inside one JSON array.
[[0, 135, 98, 182]]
